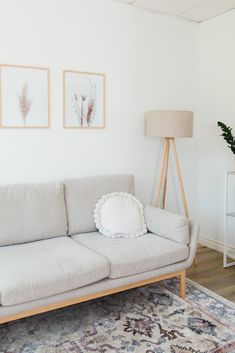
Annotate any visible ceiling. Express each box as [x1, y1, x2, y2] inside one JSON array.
[[114, 0, 235, 22]]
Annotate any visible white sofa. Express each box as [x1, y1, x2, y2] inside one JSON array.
[[0, 175, 199, 324]]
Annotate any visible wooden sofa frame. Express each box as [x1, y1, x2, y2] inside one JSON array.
[[0, 270, 185, 325]]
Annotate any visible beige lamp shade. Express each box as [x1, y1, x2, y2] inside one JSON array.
[[145, 110, 193, 138]]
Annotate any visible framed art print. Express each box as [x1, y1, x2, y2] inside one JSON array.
[[0, 64, 50, 128], [63, 70, 105, 129]]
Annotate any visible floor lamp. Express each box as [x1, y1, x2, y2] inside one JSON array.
[[145, 110, 197, 265]]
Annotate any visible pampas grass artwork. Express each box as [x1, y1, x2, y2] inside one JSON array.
[[64, 70, 105, 129], [87, 97, 96, 126], [72, 83, 96, 127], [18, 83, 32, 126], [0, 64, 50, 128]]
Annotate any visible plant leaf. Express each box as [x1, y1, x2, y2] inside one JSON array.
[[218, 121, 235, 155]]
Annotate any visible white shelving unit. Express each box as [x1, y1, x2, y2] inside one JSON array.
[[224, 171, 235, 268]]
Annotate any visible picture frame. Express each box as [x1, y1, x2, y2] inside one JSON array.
[[0, 64, 50, 128], [63, 70, 105, 129]]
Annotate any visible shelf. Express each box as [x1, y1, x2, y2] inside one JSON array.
[[224, 171, 235, 267]]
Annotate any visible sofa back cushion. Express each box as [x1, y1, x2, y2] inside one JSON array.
[[64, 175, 135, 235], [0, 183, 67, 246]]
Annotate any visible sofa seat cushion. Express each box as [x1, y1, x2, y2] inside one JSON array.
[[72, 232, 189, 279], [0, 237, 109, 306]]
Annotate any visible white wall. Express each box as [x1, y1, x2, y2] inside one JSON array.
[[0, 0, 197, 216], [0, 0, 198, 209], [198, 9, 235, 248], [2, 0, 234, 249]]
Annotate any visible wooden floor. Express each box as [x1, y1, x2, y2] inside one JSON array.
[[187, 245, 235, 302]]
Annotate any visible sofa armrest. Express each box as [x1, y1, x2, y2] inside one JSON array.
[[144, 205, 200, 267], [144, 205, 190, 244], [185, 220, 200, 268]]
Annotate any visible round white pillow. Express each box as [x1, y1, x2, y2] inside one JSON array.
[[94, 192, 147, 238]]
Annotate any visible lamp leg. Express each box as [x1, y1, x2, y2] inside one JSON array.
[[153, 139, 167, 207], [162, 138, 170, 209], [172, 139, 189, 218], [172, 140, 198, 266]]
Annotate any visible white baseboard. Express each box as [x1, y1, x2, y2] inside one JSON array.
[[199, 235, 235, 257]]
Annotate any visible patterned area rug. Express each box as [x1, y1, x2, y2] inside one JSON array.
[[1, 278, 235, 353]]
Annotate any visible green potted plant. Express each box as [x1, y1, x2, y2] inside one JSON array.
[[217, 121, 235, 155]]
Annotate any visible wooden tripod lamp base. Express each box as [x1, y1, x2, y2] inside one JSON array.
[[145, 111, 197, 266], [153, 137, 189, 216]]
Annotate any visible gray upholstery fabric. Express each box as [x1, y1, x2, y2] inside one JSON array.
[[64, 175, 135, 235], [72, 232, 189, 279], [0, 237, 109, 306], [0, 221, 199, 319], [0, 183, 67, 246], [0, 258, 191, 318], [144, 205, 190, 245]]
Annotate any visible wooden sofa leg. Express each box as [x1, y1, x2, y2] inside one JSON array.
[[179, 270, 186, 299]]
